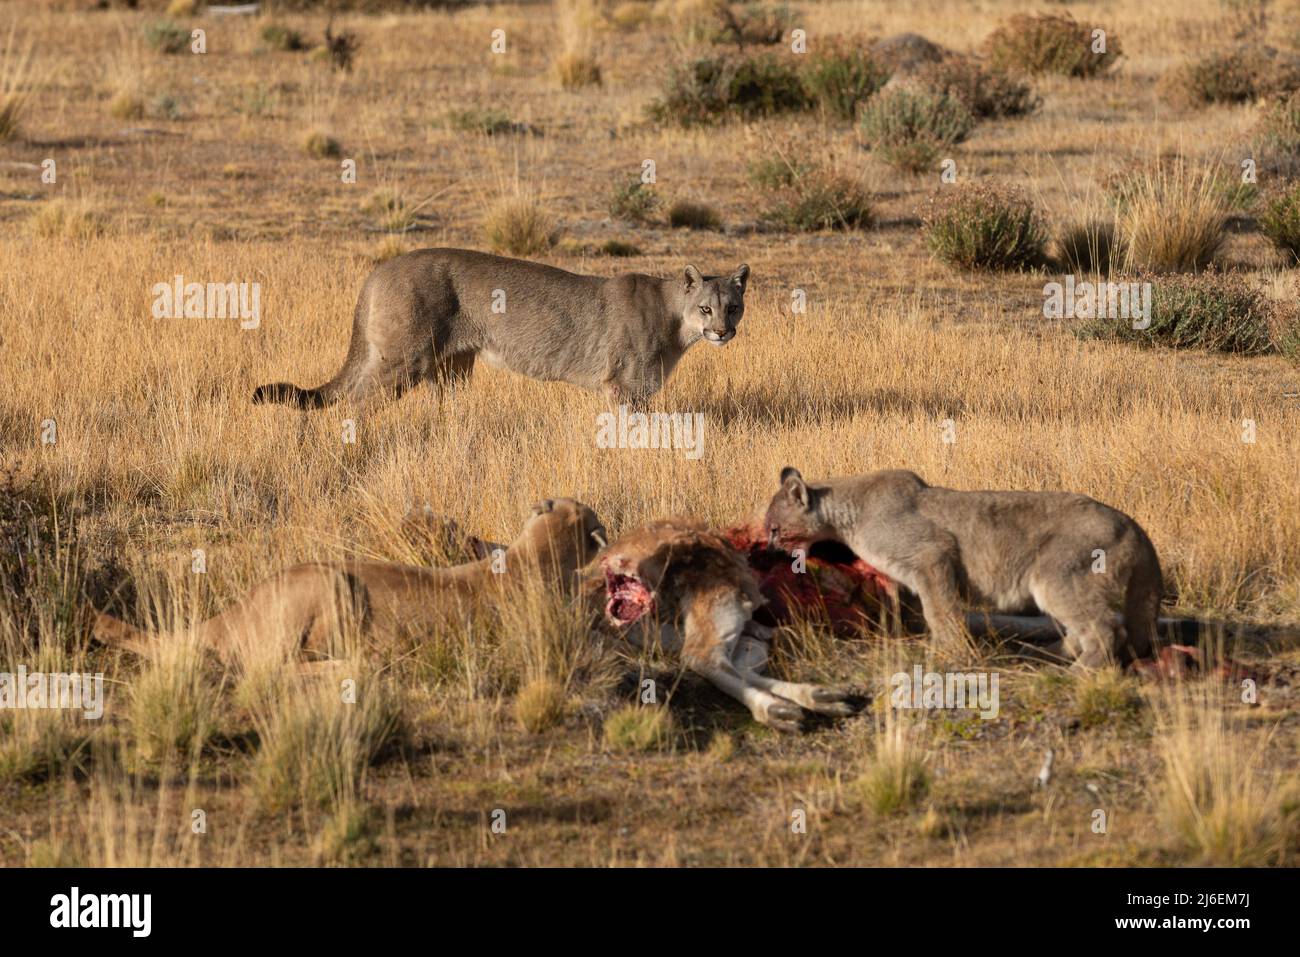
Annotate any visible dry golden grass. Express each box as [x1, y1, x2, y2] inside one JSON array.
[[0, 0, 1297, 868]]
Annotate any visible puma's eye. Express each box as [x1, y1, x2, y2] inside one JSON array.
[[699, 305, 712, 315]]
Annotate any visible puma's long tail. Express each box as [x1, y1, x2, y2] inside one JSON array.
[[251, 381, 337, 408]]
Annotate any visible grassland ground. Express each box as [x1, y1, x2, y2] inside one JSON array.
[[0, 0, 1298, 866]]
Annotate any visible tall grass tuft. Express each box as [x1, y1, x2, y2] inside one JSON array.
[[250, 666, 403, 811], [1151, 682, 1298, 865], [128, 628, 222, 765], [0, 23, 33, 141], [857, 706, 930, 815], [1111, 160, 1228, 273], [555, 0, 603, 89]]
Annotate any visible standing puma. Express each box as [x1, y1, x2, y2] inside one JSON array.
[[764, 468, 1163, 668], [253, 248, 750, 409]]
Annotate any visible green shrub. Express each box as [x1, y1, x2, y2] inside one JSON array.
[[984, 13, 1120, 78], [609, 177, 661, 224], [1258, 183, 1300, 264], [144, 20, 189, 55], [858, 86, 974, 174], [649, 54, 810, 126], [922, 182, 1047, 271], [1078, 272, 1295, 356], [800, 39, 891, 121], [914, 54, 1039, 119]]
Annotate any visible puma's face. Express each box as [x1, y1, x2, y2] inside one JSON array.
[[521, 498, 608, 571], [682, 263, 749, 346], [763, 466, 834, 549]]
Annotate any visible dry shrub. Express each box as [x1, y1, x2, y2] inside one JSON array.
[[609, 175, 661, 224], [262, 23, 310, 53], [556, 51, 602, 89], [668, 198, 721, 229], [610, 2, 654, 31], [914, 54, 1039, 119], [143, 20, 189, 56], [555, 0, 603, 89], [1160, 45, 1300, 109], [921, 182, 1047, 271], [857, 709, 930, 816], [984, 13, 1120, 78], [649, 53, 809, 126], [443, 107, 520, 136], [250, 668, 402, 810], [301, 129, 341, 158], [514, 677, 569, 733], [1255, 89, 1300, 175], [322, 23, 360, 72], [708, 1, 794, 49]]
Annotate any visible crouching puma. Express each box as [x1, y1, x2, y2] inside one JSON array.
[[93, 499, 607, 665], [253, 248, 750, 409], [764, 468, 1163, 669]]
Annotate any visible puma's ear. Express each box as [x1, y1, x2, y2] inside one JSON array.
[[684, 265, 703, 290], [531, 499, 555, 515], [732, 264, 750, 291], [780, 467, 810, 508]]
